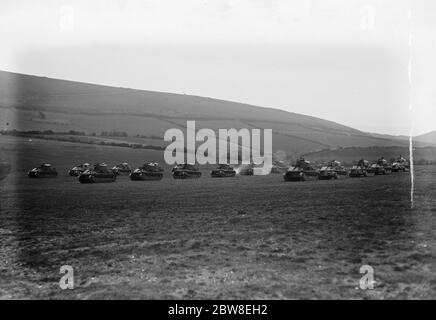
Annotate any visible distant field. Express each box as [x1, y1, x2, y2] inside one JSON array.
[[0, 136, 435, 299], [0, 136, 170, 173]]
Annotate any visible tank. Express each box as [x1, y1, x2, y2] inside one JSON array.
[[350, 159, 372, 177], [111, 162, 132, 175], [238, 164, 254, 176], [392, 156, 409, 172], [28, 163, 58, 178], [68, 163, 90, 176], [172, 164, 202, 179], [79, 162, 117, 183], [130, 162, 164, 181], [329, 160, 348, 176], [368, 163, 384, 175], [211, 164, 236, 178], [283, 157, 319, 181], [318, 165, 338, 180], [373, 157, 392, 175]]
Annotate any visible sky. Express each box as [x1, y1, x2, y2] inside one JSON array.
[[0, 0, 435, 136]]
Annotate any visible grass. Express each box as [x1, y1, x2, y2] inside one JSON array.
[[0, 136, 435, 299]]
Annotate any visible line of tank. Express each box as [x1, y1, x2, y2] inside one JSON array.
[[26, 155, 409, 183], [283, 156, 409, 181]]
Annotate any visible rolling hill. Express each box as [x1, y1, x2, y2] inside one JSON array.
[[0, 70, 427, 157], [415, 130, 436, 145]]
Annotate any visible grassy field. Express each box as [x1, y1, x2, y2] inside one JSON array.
[[0, 136, 435, 299]]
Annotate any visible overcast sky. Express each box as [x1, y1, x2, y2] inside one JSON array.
[[1, 0, 435, 136]]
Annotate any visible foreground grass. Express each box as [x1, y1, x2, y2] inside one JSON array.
[[0, 137, 435, 299]]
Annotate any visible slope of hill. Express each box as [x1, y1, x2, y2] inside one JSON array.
[[0, 70, 413, 155], [415, 130, 436, 145]]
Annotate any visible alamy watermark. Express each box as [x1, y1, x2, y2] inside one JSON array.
[[164, 121, 273, 175], [59, 265, 74, 290], [359, 265, 375, 290]]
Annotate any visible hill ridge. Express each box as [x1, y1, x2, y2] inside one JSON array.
[[0, 70, 427, 155]]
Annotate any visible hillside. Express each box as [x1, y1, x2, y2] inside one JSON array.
[[0, 70, 417, 156], [415, 130, 436, 145]]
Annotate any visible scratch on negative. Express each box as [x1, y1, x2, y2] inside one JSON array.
[[408, 7, 415, 209]]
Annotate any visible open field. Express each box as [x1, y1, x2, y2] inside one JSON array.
[[0, 136, 435, 299]]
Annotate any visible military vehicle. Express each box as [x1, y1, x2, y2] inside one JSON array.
[[350, 159, 372, 177], [283, 157, 319, 181], [130, 162, 164, 181], [172, 164, 202, 179], [374, 157, 392, 175], [318, 165, 338, 180], [79, 162, 117, 183], [28, 163, 58, 178], [111, 162, 132, 175], [368, 158, 391, 175], [329, 160, 348, 176], [369, 163, 385, 175], [392, 156, 409, 172], [68, 163, 91, 176], [211, 164, 236, 178]]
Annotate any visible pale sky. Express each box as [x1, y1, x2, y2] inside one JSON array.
[[1, 0, 435, 135]]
